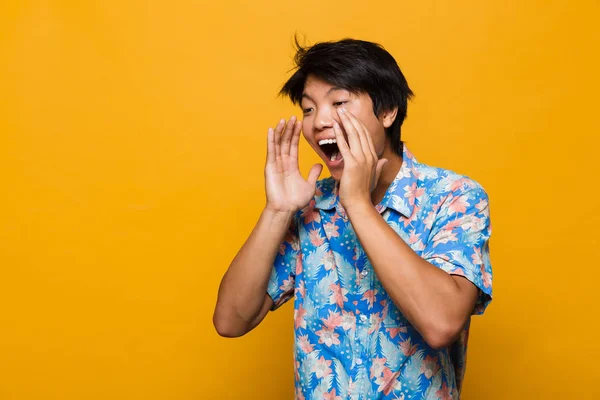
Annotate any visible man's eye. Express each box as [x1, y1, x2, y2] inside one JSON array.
[[333, 101, 348, 107], [302, 107, 313, 114]]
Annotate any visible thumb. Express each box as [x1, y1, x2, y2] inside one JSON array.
[[307, 163, 323, 187], [373, 158, 388, 191]]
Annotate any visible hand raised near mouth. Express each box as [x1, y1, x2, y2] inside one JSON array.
[[264, 117, 323, 214], [333, 108, 388, 209]]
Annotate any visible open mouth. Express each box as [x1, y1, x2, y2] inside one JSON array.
[[318, 138, 343, 163]]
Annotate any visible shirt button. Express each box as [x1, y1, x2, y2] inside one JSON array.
[[360, 314, 368, 322], [360, 270, 368, 277]]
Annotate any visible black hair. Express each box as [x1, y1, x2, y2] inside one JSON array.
[[279, 37, 414, 156]]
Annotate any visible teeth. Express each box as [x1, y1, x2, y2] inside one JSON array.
[[318, 138, 337, 146], [330, 151, 338, 161]]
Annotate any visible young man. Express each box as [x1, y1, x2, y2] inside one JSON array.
[[213, 39, 493, 400]]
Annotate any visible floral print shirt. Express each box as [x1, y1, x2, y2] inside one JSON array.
[[267, 145, 493, 400]]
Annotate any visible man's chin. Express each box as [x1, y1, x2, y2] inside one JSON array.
[[327, 167, 343, 181], [322, 158, 344, 181]]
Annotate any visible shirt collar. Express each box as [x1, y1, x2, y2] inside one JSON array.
[[314, 145, 419, 218]]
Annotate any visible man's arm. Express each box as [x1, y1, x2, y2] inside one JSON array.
[[345, 203, 479, 349], [333, 108, 483, 349], [213, 208, 291, 338], [213, 117, 322, 338]]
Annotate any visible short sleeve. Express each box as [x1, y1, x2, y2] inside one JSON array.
[[267, 218, 301, 311], [423, 186, 493, 314]]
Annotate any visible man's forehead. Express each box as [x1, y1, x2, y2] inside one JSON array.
[[302, 77, 349, 99]]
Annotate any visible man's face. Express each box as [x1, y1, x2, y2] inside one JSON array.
[[300, 75, 391, 180]]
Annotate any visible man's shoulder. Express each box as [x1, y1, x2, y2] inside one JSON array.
[[414, 159, 488, 200]]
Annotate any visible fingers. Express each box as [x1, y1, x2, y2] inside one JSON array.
[[307, 163, 323, 187], [289, 119, 302, 160], [267, 127, 276, 164], [338, 109, 373, 160], [280, 116, 297, 157], [336, 108, 363, 158], [273, 119, 285, 160], [333, 121, 352, 160]]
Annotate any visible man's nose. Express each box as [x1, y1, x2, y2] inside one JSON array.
[[314, 107, 337, 132]]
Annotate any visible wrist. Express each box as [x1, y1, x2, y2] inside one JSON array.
[[262, 206, 296, 223], [340, 196, 372, 213]]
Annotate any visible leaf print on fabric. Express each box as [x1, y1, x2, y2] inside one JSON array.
[[301, 200, 321, 225], [439, 353, 452, 382], [420, 355, 440, 379], [302, 296, 317, 320], [357, 270, 371, 295], [445, 250, 477, 280], [438, 173, 464, 193], [362, 289, 377, 309], [333, 250, 358, 292], [449, 177, 475, 192], [322, 389, 343, 400], [475, 197, 488, 212], [415, 164, 439, 180], [400, 337, 419, 357], [375, 368, 401, 396], [298, 334, 314, 354], [367, 313, 383, 335], [481, 263, 492, 288], [322, 310, 343, 330], [462, 215, 486, 233], [436, 382, 454, 400], [355, 365, 375, 398], [322, 250, 336, 271], [329, 283, 349, 307], [471, 246, 483, 265], [313, 272, 336, 305], [311, 373, 334, 399], [404, 182, 425, 206], [295, 254, 303, 275], [309, 228, 326, 247], [299, 354, 314, 390], [447, 194, 469, 215], [333, 359, 350, 399], [407, 230, 426, 251], [270, 145, 492, 399], [296, 280, 306, 299], [294, 304, 308, 329], [386, 326, 407, 339], [267, 269, 280, 296], [280, 277, 294, 293], [431, 229, 459, 247], [379, 332, 403, 370], [304, 248, 325, 281]]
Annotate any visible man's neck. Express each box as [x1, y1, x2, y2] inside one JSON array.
[[371, 152, 403, 206]]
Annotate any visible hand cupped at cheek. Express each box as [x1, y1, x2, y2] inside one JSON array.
[[333, 108, 389, 208]]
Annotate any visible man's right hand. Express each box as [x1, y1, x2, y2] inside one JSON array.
[[265, 116, 323, 213]]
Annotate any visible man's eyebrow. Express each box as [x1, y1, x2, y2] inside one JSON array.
[[302, 87, 347, 101], [327, 86, 347, 95]]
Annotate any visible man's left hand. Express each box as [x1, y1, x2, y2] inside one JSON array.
[[333, 108, 388, 209]]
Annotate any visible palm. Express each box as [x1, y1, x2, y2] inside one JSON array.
[[265, 118, 322, 213]]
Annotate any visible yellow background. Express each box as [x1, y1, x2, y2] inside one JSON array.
[[1, 1, 599, 399]]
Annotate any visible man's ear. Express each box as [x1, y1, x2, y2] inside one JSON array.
[[381, 108, 398, 128]]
